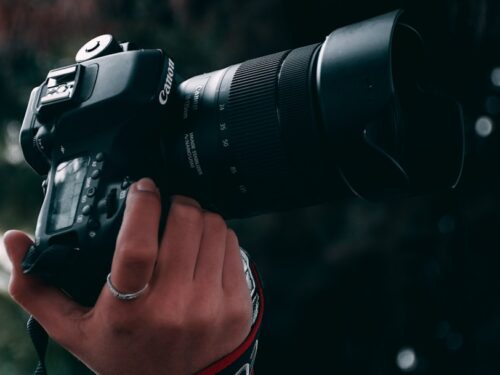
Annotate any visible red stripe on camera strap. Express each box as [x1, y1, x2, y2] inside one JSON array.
[[197, 263, 264, 375]]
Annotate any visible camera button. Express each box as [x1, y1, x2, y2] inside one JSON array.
[[121, 179, 131, 189], [91, 170, 100, 179], [41, 179, 48, 195], [82, 205, 91, 215], [95, 152, 105, 162], [56, 85, 68, 93], [87, 187, 96, 197]]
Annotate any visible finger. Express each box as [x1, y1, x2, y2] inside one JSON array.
[[193, 212, 227, 288], [109, 178, 161, 298], [155, 196, 204, 285], [222, 230, 248, 296], [4, 230, 87, 346]]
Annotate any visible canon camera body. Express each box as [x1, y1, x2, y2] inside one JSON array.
[[20, 36, 178, 305]]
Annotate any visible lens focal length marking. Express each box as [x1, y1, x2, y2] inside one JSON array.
[[216, 64, 249, 197]]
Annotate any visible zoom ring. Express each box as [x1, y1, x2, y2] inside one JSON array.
[[225, 50, 290, 203]]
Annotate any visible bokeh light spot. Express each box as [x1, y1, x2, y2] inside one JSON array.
[[490, 67, 500, 87], [396, 347, 418, 372], [475, 116, 494, 137]]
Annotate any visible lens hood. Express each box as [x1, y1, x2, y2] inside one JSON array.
[[316, 10, 464, 199]]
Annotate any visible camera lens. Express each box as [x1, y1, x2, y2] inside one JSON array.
[[162, 10, 464, 218], [163, 44, 339, 217]]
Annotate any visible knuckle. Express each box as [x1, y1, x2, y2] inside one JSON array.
[[106, 306, 144, 335], [189, 309, 218, 333], [171, 195, 201, 208], [128, 187, 160, 204], [117, 245, 155, 270], [125, 192, 160, 217], [224, 304, 252, 340], [7, 277, 24, 304], [108, 316, 134, 335], [227, 301, 252, 326], [186, 295, 221, 330], [204, 212, 227, 232], [226, 229, 239, 248], [157, 309, 186, 332], [170, 199, 204, 227]]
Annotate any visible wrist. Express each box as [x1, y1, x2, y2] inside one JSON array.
[[197, 260, 264, 375]]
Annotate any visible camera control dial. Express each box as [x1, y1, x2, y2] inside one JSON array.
[[75, 34, 122, 63]]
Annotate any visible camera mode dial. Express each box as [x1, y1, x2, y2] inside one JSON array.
[[75, 35, 122, 63]]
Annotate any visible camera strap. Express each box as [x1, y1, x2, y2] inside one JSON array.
[[27, 315, 49, 375]]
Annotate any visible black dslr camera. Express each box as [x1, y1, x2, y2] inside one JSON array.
[[19, 11, 464, 306]]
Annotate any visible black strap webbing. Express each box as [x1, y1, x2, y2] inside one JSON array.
[[27, 315, 49, 375]]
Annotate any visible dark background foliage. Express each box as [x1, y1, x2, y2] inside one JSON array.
[[1, 0, 500, 374]]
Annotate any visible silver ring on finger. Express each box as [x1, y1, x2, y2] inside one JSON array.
[[106, 273, 149, 301]]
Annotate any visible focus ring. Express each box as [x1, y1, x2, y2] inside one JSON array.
[[226, 50, 290, 202], [277, 43, 328, 200], [278, 43, 320, 151]]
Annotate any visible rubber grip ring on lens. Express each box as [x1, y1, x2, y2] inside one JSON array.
[[226, 50, 290, 184]]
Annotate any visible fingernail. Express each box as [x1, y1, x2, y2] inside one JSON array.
[[136, 178, 157, 193]]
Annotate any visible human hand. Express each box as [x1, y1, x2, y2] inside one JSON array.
[[4, 178, 253, 375]]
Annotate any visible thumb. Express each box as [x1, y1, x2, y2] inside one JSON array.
[[4, 230, 32, 270], [3, 230, 88, 346]]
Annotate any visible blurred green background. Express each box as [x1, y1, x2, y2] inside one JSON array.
[[2, 0, 500, 374]]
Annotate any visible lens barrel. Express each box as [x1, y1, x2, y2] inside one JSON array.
[[163, 10, 464, 218]]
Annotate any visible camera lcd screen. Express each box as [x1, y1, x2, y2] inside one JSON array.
[[48, 157, 89, 232]]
